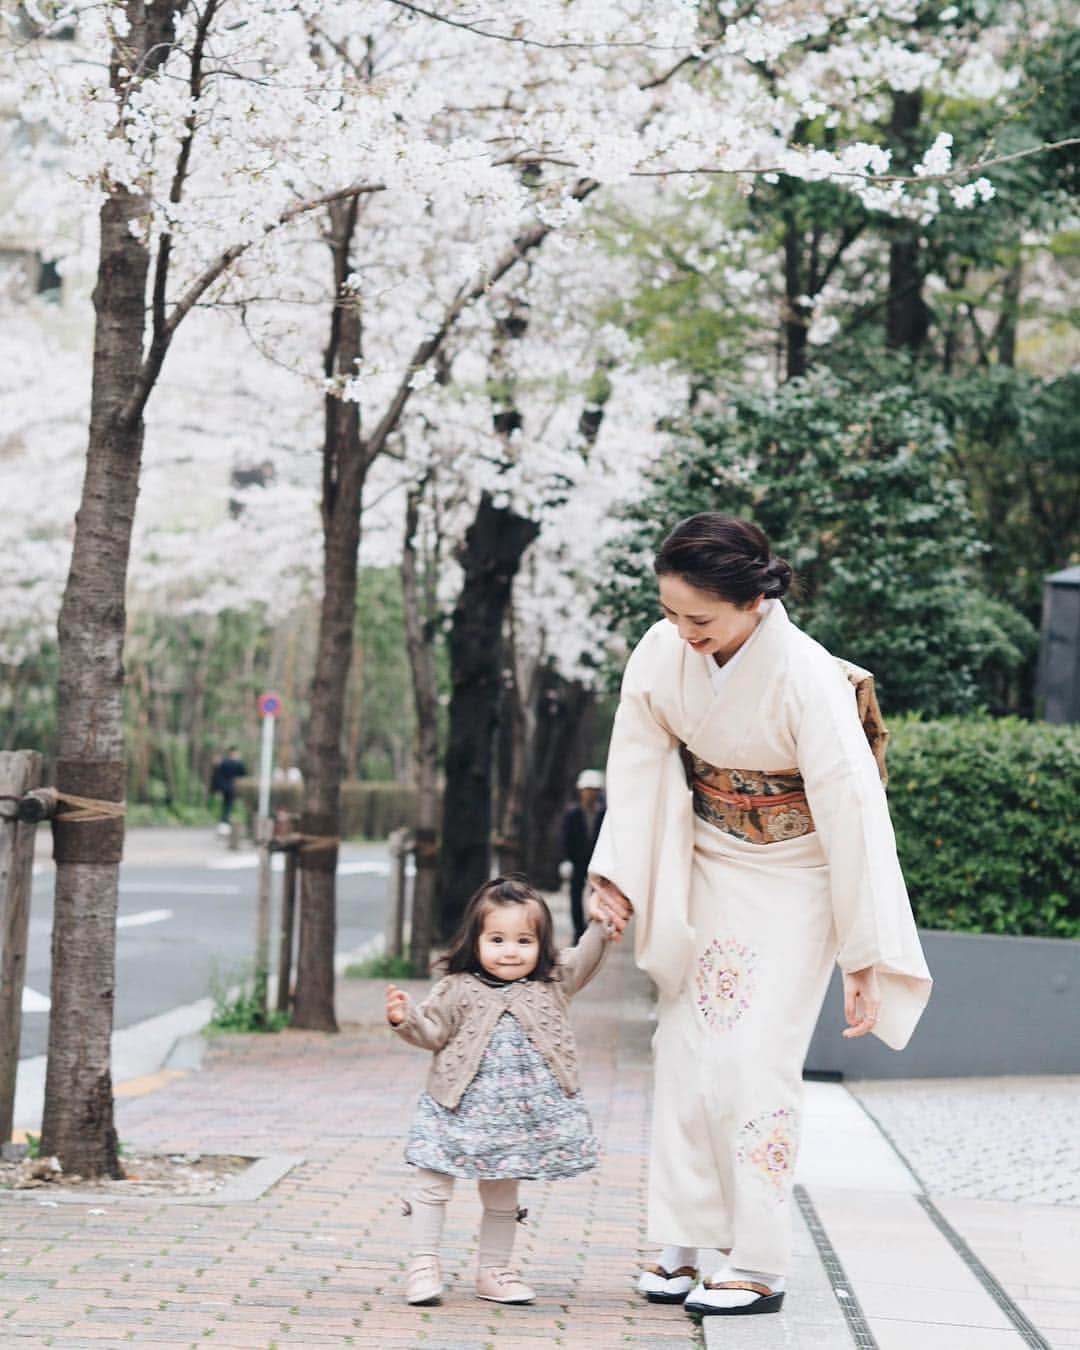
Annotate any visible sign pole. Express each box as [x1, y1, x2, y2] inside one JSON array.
[[254, 692, 283, 1018]]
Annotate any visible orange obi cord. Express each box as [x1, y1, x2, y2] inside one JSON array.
[[691, 779, 809, 812], [680, 751, 816, 845]]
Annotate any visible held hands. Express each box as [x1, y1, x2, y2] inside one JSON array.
[[386, 984, 409, 1026], [588, 875, 634, 941], [841, 966, 881, 1039]]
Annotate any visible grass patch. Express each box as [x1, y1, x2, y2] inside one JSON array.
[[345, 953, 417, 980], [207, 967, 290, 1033]]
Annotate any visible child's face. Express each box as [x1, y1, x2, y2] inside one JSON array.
[[477, 903, 541, 981]]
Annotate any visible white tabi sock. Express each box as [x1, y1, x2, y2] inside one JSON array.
[[729, 1265, 785, 1292], [659, 1244, 698, 1273], [697, 1262, 786, 1307]]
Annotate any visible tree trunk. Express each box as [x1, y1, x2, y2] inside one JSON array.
[[401, 482, 440, 977], [996, 260, 1022, 368], [292, 197, 365, 1032], [783, 213, 810, 381], [886, 91, 930, 353], [523, 668, 596, 890], [434, 494, 539, 940], [41, 180, 154, 1178], [494, 612, 533, 877]]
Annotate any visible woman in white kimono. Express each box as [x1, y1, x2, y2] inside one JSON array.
[[589, 513, 931, 1318]]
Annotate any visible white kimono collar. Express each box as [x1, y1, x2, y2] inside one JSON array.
[[682, 600, 793, 765]]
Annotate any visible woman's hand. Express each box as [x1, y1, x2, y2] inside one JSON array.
[[386, 984, 409, 1026], [841, 966, 881, 1038], [588, 875, 634, 941]]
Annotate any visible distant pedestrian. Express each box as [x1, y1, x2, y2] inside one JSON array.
[[209, 746, 246, 830], [385, 875, 621, 1307], [559, 769, 606, 942]]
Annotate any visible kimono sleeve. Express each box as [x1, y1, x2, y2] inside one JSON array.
[[795, 659, 932, 1050], [587, 626, 697, 1000], [392, 976, 458, 1052]]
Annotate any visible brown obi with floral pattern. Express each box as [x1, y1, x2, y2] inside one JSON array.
[[680, 748, 815, 846]]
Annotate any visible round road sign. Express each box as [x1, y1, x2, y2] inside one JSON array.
[[257, 691, 283, 718]]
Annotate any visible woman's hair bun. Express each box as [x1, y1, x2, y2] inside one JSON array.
[[654, 513, 797, 606], [760, 555, 793, 598]]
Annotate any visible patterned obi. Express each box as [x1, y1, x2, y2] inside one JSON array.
[[681, 748, 816, 846]]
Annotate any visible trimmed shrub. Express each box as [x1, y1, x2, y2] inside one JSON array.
[[887, 716, 1080, 937], [234, 778, 430, 840]]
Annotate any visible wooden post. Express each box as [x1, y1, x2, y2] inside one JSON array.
[[276, 844, 298, 1015], [384, 826, 411, 959], [0, 751, 43, 1144], [254, 817, 272, 1019]]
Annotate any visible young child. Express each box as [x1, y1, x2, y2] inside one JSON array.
[[386, 874, 612, 1307]]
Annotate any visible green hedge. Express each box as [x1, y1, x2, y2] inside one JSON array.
[[234, 779, 425, 840], [887, 717, 1080, 938]]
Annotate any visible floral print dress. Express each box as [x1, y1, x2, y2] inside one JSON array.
[[405, 984, 599, 1181]]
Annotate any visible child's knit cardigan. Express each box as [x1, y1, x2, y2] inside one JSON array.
[[391, 920, 608, 1108]]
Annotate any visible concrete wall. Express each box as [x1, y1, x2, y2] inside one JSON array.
[[805, 929, 1080, 1079]]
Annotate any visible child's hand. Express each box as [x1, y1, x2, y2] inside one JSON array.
[[386, 984, 409, 1026]]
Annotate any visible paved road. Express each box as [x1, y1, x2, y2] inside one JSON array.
[[19, 828, 397, 1060]]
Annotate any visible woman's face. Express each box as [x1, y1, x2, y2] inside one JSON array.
[[658, 574, 763, 661]]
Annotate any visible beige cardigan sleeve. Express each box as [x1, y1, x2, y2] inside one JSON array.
[[391, 976, 459, 1052], [556, 918, 609, 997]]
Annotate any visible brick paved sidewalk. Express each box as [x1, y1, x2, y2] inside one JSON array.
[[1, 935, 703, 1350]]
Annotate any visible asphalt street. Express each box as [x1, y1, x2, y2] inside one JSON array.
[[19, 830, 396, 1060]]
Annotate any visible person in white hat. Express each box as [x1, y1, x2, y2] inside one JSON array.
[[559, 770, 607, 941]]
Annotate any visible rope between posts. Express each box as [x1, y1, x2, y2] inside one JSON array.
[[296, 834, 340, 852], [0, 790, 126, 825], [54, 792, 127, 823]]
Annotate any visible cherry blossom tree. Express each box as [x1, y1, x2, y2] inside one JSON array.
[[4, 0, 1065, 1171]]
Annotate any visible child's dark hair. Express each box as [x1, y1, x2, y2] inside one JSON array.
[[439, 875, 559, 982]]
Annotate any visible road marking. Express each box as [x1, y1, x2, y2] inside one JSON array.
[[118, 883, 242, 895], [207, 853, 286, 871], [116, 908, 174, 929], [114, 1069, 187, 1098], [207, 855, 409, 876], [22, 986, 51, 1012]]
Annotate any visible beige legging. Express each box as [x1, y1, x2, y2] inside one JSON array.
[[409, 1167, 521, 1268]]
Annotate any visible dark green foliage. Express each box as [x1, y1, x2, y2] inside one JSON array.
[[887, 716, 1080, 937], [353, 568, 416, 781], [924, 367, 1080, 616], [234, 779, 424, 840], [599, 370, 1035, 714]]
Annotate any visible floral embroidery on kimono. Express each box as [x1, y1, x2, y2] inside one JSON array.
[[737, 1108, 799, 1195], [695, 936, 757, 1030]]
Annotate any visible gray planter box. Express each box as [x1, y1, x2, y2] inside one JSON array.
[[805, 929, 1080, 1079]]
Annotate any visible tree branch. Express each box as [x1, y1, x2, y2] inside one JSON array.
[[629, 136, 1080, 185], [120, 181, 386, 428], [150, 0, 220, 380], [817, 219, 865, 292], [362, 179, 599, 465], [383, 0, 699, 51]]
